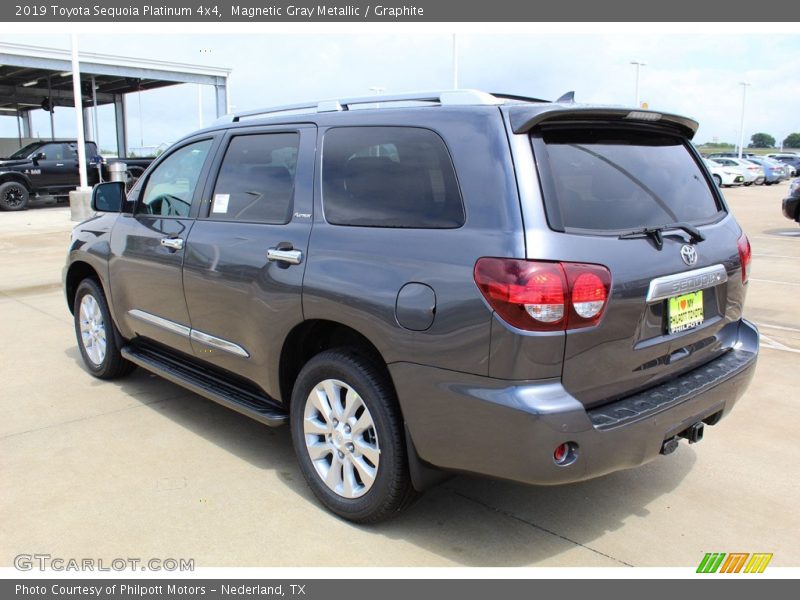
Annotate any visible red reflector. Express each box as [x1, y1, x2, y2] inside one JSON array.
[[737, 232, 751, 283], [554, 443, 569, 463]]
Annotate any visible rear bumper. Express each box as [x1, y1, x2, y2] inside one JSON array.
[[393, 320, 758, 486]]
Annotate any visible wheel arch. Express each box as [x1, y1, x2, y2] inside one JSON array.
[[65, 260, 102, 315], [279, 319, 392, 409], [0, 172, 33, 190]]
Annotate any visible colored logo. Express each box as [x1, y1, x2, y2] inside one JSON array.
[[697, 552, 773, 573]]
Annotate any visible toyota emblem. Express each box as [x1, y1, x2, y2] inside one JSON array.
[[680, 244, 698, 266]]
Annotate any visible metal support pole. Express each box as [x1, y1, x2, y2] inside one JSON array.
[[22, 111, 32, 138], [16, 107, 22, 146], [630, 61, 646, 108], [114, 94, 127, 158], [737, 82, 751, 159], [48, 76, 55, 140], [214, 81, 228, 118], [83, 108, 92, 140], [91, 75, 99, 148], [71, 33, 88, 189]]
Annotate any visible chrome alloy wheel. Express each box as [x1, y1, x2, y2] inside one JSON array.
[[79, 294, 106, 365], [303, 379, 381, 499]]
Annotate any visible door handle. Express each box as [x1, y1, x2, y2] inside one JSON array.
[[160, 237, 184, 251], [267, 247, 303, 265], [56, 163, 64, 167]]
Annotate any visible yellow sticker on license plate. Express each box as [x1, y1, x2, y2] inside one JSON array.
[[668, 290, 704, 334]]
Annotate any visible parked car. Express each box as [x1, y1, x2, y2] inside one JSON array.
[[0, 140, 154, 211], [744, 157, 785, 184], [707, 152, 758, 160], [703, 158, 745, 187], [766, 154, 800, 177], [707, 157, 762, 185], [64, 90, 758, 522], [782, 178, 800, 224]]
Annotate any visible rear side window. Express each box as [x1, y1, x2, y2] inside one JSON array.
[[533, 128, 724, 232], [209, 133, 299, 224], [322, 126, 464, 228]]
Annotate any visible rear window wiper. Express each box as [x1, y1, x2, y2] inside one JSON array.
[[618, 222, 705, 250]]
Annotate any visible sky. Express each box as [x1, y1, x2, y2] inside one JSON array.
[[1, 31, 799, 153]]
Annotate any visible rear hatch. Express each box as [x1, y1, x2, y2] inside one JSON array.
[[519, 112, 749, 408]]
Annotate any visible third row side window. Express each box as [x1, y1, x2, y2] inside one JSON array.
[[322, 126, 465, 228]]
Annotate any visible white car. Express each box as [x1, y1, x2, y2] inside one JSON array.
[[703, 159, 746, 187], [710, 157, 764, 185]]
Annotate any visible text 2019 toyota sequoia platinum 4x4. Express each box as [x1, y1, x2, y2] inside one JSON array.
[[64, 90, 758, 522]]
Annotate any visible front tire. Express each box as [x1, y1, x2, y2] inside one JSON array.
[[290, 350, 416, 523], [73, 279, 134, 379], [0, 181, 30, 211]]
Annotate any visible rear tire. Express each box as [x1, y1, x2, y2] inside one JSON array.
[[73, 279, 134, 379], [713, 174, 722, 187], [290, 350, 417, 523], [0, 181, 30, 211]]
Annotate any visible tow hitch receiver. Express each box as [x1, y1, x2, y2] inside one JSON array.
[[679, 422, 705, 444], [661, 422, 705, 455]]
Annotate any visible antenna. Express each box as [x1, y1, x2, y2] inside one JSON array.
[[555, 91, 575, 103]]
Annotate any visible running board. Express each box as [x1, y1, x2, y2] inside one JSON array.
[[121, 344, 288, 427]]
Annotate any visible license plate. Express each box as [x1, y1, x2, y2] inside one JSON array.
[[668, 290, 704, 334]]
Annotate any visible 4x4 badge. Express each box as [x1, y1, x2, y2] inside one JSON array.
[[680, 244, 698, 266]]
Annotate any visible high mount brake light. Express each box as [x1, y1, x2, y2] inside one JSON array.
[[473, 258, 611, 331]]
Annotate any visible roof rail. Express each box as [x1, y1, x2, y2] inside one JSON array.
[[214, 89, 503, 124]]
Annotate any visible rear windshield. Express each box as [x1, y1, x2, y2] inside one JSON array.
[[532, 128, 724, 232]]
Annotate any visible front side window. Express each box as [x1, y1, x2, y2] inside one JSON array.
[[139, 139, 213, 217], [322, 126, 464, 228], [533, 128, 724, 232], [38, 143, 66, 161], [208, 133, 299, 224]]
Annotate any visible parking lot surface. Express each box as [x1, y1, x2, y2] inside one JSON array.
[[1, 184, 798, 568]]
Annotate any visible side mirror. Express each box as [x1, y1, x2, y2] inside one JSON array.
[[91, 181, 126, 213], [33, 152, 45, 164]]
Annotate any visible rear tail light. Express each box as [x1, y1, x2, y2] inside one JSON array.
[[737, 232, 752, 284], [473, 258, 611, 331]]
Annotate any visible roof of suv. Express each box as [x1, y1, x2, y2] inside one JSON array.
[[204, 89, 699, 139]]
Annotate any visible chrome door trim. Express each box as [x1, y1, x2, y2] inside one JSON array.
[[190, 329, 250, 358], [128, 309, 250, 359], [646, 264, 728, 302], [128, 309, 191, 337]]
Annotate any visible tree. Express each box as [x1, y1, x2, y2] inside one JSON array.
[[748, 132, 776, 148], [783, 133, 800, 149]]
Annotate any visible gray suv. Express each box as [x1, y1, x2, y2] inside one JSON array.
[[64, 90, 758, 522]]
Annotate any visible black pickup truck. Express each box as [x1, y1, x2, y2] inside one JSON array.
[[0, 140, 154, 211]]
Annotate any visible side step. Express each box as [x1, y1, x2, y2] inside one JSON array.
[[121, 344, 288, 427]]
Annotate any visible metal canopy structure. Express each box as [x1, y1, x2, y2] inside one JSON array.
[[0, 42, 230, 157]]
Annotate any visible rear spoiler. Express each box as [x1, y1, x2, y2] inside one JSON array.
[[508, 106, 699, 139]]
